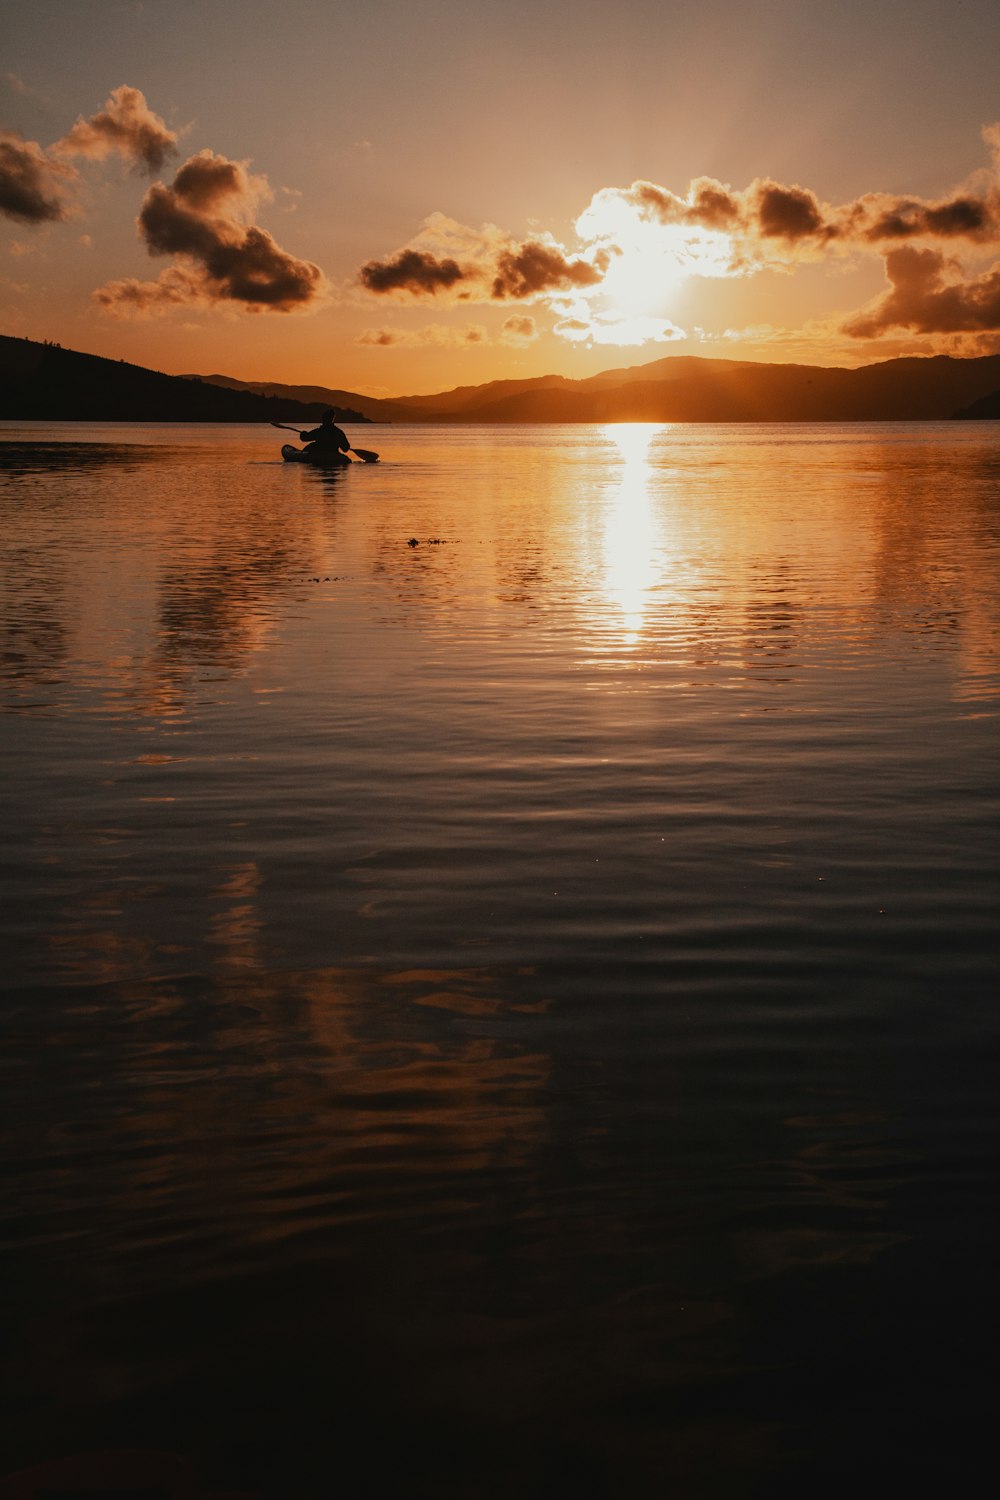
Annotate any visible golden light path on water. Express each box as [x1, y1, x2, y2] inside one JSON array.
[[600, 423, 662, 647]]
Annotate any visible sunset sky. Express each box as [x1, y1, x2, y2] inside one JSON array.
[[4, 0, 1000, 396]]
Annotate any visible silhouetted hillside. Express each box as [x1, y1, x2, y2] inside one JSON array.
[[187, 372, 375, 423], [397, 353, 1000, 423], [0, 336, 334, 422], [328, 351, 1000, 423], [952, 388, 1000, 418], [9, 334, 1000, 424]]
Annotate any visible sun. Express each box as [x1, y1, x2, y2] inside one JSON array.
[[577, 195, 738, 322], [597, 224, 687, 315]]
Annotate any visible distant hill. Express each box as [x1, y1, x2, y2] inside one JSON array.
[[183, 372, 375, 424], [8, 333, 1000, 423], [0, 336, 337, 423], [952, 388, 1000, 419], [196, 351, 1000, 423]]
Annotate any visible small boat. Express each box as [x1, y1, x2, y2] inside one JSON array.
[[281, 444, 351, 467]]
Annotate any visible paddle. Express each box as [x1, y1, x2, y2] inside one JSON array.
[[270, 421, 379, 463]]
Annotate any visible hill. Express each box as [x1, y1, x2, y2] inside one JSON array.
[[184, 372, 375, 424], [7, 334, 1000, 423], [952, 387, 1000, 419], [0, 336, 337, 423], [196, 351, 1000, 423]]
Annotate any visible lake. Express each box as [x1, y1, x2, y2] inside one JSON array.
[[1, 420, 998, 1498]]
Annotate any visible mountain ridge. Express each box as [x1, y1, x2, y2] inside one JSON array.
[[0, 336, 346, 424], [5, 333, 1000, 423], [192, 351, 1000, 423]]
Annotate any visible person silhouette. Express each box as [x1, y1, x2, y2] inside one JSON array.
[[300, 408, 351, 458]]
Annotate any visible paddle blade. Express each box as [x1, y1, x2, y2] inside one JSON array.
[[351, 448, 380, 463]]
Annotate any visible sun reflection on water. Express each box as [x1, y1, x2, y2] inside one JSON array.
[[600, 423, 663, 647]]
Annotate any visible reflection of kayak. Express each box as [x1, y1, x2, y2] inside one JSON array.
[[281, 444, 351, 467]]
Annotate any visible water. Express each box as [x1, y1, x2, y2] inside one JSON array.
[[1, 421, 998, 1497]]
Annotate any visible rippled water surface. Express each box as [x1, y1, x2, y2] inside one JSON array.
[[2, 422, 998, 1496]]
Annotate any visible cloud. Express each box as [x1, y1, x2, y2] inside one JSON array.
[[356, 322, 488, 347], [840, 189, 999, 246], [355, 317, 540, 348], [553, 311, 685, 346], [350, 122, 1000, 354], [842, 246, 1000, 337], [0, 130, 76, 222], [359, 248, 465, 295], [753, 180, 834, 242], [578, 176, 838, 267], [94, 148, 326, 315], [488, 238, 605, 297], [358, 214, 609, 304], [2, 85, 175, 225], [491, 240, 609, 298], [92, 264, 206, 317], [499, 313, 539, 345], [54, 85, 177, 172], [4, 72, 52, 105], [580, 133, 1000, 273]]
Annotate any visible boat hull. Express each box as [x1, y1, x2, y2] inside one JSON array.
[[281, 444, 351, 467]]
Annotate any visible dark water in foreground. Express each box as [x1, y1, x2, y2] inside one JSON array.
[[1, 422, 998, 1497]]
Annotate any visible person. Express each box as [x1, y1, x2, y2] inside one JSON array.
[[299, 408, 351, 458]]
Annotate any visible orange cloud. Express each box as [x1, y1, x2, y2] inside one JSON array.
[[94, 149, 326, 315], [355, 322, 487, 347], [54, 85, 177, 173], [499, 313, 539, 345]]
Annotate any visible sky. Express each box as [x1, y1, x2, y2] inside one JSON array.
[[4, 0, 1000, 396]]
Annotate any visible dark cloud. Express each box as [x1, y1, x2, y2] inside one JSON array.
[[491, 240, 606, 298], [55, 85, 177, 173], [358, 231, 607, 303], [859, 194, 996, 242], [95, 149, 325, 315], [359, 248, 465, 295], [842, 246, 1000, 337], [754, 180, 834, 241], [0, 130, 74, 222], [165, 151, 248, 212]]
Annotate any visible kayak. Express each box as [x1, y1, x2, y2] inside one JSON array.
[[282, 443, 351, 467]]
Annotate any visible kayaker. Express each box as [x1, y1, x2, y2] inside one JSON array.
[[300, 408, 351, 458]]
